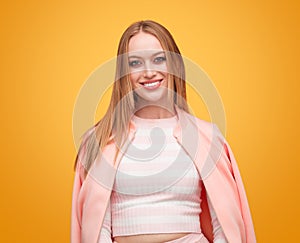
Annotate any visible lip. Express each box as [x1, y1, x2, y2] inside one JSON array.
[[139, 79, 163, 90]]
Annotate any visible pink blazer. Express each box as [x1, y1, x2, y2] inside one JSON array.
[[71, 106, 256, 243]]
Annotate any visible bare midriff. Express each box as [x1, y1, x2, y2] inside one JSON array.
[[114, 232, 190, 243]]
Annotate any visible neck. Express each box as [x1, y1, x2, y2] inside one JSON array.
[[134, 106, 176, 119], [133, 92, 177, 118], [134, 99, 176, 119]]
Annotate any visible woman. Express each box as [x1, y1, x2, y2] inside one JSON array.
[[71, 20, 256, 243]]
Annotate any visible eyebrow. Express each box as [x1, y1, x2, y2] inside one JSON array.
[[128, 51, 165, 59]]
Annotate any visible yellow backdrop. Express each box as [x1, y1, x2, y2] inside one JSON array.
[[1, 0, 299, 242]]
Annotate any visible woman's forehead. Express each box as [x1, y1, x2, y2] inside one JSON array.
[[128, 32, 163, 52], [128, 50, 165, 59]]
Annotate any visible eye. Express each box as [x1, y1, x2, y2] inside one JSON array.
[[153, 56, 166, 64], [129, 60, 142, 67]]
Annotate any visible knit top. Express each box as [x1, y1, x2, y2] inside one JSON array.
[[98, 114, 228, 242]]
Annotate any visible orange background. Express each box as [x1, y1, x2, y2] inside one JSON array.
[[1, 0, 299, 242]]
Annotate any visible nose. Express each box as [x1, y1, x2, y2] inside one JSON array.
[[143, 63, 157, 78], [143, 69, 156, 78]]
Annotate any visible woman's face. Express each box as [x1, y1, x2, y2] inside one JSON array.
[[128, 32, 168, 103]]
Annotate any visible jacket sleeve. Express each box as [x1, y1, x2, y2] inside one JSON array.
[[71, 127, 116, 243], [71, 130, 91, 243], [222, 137, 256, 243], [71, 154, 85, 243], [214, 124, 256, 243]]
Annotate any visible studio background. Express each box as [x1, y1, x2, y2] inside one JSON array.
[[1, 1, 299, 242]]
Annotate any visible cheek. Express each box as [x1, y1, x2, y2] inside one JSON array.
[[161, 72, 168, 86], [161, 71, 168, 78], [130, 72, 141, 87]]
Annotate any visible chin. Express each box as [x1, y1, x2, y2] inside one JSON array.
[[135, 91, 168, 104]]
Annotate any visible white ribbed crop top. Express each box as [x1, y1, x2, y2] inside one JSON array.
[[99, 115, 227, 242]]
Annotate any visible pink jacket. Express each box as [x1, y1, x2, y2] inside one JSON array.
[[71, 106, 256, 243]]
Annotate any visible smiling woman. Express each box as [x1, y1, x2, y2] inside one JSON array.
[[71, 20, 256, 243]]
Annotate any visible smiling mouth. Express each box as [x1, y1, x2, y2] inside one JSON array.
[[140, 79, 163, 88]]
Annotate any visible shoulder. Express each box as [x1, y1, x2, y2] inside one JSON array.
[[179, 108, 223, 138], [177, 108, 228, 159], [74, 125, 97, 177], [184, 111, 214, 129]]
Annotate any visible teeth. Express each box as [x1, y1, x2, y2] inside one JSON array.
[[143, 81, 160, 87]]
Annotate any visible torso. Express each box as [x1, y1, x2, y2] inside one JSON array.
[[114, 232, 190, 243], [112, 116, 199, 243]]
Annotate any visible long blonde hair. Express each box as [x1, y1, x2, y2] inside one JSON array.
[[75, 20, 190, 173]]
